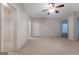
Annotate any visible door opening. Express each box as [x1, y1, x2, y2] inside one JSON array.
[[61, 19, 68, 38]]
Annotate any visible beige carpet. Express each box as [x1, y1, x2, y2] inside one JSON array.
[[9, 37, 79, 55]]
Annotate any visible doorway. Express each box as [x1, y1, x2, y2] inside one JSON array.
[[32, 21, 39, 37], [61, 19, 68, 38]]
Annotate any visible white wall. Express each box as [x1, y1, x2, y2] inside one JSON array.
[[17, 9, 29, 49], [31, 18, 60, 37], [11, 4, 31, 49]]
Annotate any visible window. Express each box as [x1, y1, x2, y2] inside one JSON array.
[[62, 22, 68, 33], [61, 19, 68, 37]]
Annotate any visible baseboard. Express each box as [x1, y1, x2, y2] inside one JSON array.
[[14, 39, 29, 52]]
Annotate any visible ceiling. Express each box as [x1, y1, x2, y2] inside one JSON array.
[[23, 3, 79, 18]]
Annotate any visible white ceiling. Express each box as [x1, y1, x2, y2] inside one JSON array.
[[23, 3, 79, 18]]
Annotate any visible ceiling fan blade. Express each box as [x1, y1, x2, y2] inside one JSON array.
[[41, 9, 48, 12], [55, 10, 59, 13], [56, 4, 64, 8]]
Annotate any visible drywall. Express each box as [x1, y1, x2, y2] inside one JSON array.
[[11, 4, 31, 49], [31, 18, 60, 37]]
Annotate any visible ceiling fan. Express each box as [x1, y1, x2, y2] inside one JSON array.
[[41, 3, 64, 15]]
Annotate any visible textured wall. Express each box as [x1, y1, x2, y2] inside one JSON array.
[[17, 8, 29, 49]]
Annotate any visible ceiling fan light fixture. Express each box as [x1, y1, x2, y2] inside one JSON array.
[[49, 8, 55, 13], [41, 3, 64, 15], [49, 4, 52, 8]]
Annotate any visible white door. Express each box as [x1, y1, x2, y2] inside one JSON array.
[[32, 22, 39, 36]]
